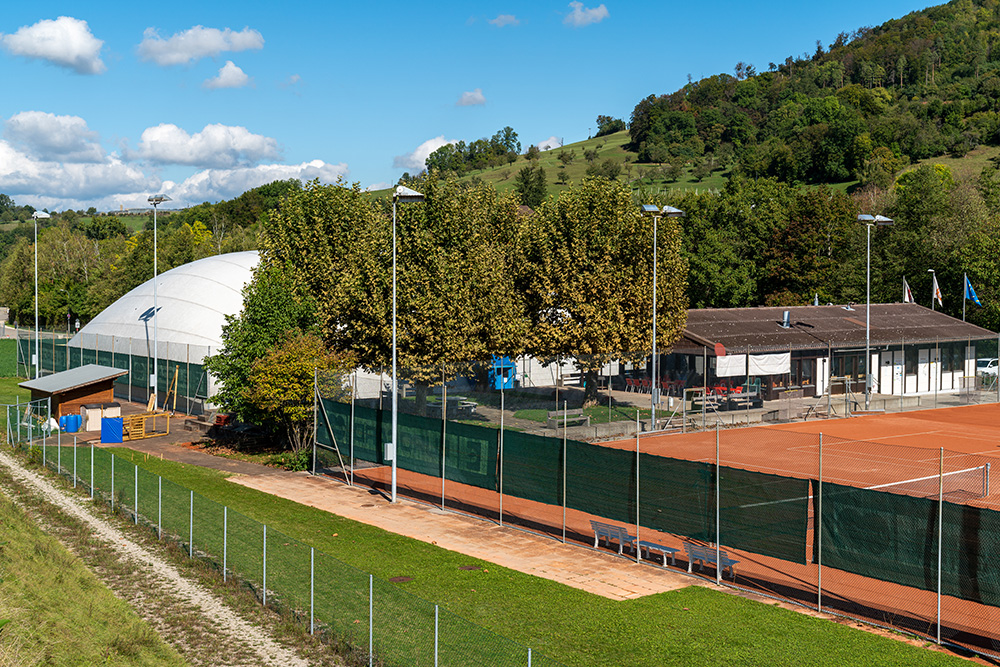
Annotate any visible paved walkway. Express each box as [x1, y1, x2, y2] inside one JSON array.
[[229, 470, 694, 600]]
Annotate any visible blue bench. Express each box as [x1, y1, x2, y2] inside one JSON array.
[[590, 520, 636, 555], [684, 542, 739, 579], [637, 540, 678, 566]]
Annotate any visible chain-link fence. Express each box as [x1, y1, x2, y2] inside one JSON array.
[[16, 330, 211, 415], [2, 416, 556, 667], [316, 357, 1000, 662]]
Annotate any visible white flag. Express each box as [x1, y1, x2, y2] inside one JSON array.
[[932, 273, 943, 307], [903, 277, 914, 303]]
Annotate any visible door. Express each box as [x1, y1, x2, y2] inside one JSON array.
[[918, 349, 930, 393], [893, 351, 904, 395], [880, 352, 893, 395]]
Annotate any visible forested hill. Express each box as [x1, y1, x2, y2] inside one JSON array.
[[629, 0, 1000, 187]]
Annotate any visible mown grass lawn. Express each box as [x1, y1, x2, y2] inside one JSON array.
[[83, 446, 973, 667], [0, 469, 185, 666]]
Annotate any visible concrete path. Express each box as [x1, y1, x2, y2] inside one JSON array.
[[229, 470, 695, 600]]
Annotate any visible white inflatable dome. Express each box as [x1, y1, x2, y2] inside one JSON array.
[[68, 250, 260, 361]]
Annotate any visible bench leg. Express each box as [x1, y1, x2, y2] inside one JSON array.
[[669, 553, 676, 567], [687, 559, 693, 573]]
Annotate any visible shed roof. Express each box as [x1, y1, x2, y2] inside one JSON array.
[[19, 365, 128, 395], [675, 304, 996, 354]]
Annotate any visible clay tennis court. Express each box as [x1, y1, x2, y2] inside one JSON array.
[[328, 402, 1000, 659]]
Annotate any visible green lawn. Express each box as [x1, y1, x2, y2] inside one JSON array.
[[44, 445, 973, 667], [0, 467, 185, 665]]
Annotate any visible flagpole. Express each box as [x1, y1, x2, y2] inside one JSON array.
[[963, 273, 967, 322]]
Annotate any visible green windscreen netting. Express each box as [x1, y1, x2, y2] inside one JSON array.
[[819, 483, 1000, 605], [316, 398, 808, 563]]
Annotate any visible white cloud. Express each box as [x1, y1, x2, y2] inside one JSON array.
[[393, 136, 456, 170], [489, 14, 520, 27], [203, 61, 251, 89], [537, 136, 562, 151], [5, 111, 104, 163], [0, 16, 105, 74], [364, 181, 392, 192], [135, 123, 280, 168], [0, 141, 148, 200], [456, 88, 486, 107], [564, 1, 609, 27], [138, 25, 264, 66], [166, 160, 348, 203]]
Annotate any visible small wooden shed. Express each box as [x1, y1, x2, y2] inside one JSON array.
[[19, 365, 128, 418]]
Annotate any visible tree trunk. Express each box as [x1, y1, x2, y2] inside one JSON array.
[[582, 368, 600, 407], [415, 383, 430, 417]]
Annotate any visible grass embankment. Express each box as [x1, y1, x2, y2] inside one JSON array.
[[102, 447, 970, 667], [0, 470, 185, 665]]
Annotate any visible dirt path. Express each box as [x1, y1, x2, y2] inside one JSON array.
[[0, 449, 311, 667]]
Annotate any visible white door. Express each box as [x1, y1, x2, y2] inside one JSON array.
[[918, 349, 930, 393], [880, 352, 893, 395], [816, 357, 829, 396], [893, 351, 904, 395]]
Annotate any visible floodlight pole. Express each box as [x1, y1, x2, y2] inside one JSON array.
[[928, 268, 936, 311], [390, 186, 424, 503], [148, 195, 171, 409], [640, 204, 684, 431], [31, 211, 50, 380], [858, 214, 892, 411]]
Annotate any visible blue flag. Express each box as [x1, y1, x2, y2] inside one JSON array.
[[965, 275, 983, 307]]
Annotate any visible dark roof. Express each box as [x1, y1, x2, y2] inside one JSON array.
[[19, 364, 128, 395], [674, 304, 996, 354]]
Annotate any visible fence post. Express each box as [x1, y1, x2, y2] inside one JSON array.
[[111, 454, 115, 512], [817, 433, 823, 613], [499, 382, 505, 526], [128, 337, 132, 404], [937, 447, 944, 644], [716, 422, 721, 585], [434, 604, 439, 667], [528, 647, 532, 667], [134, 464, 138, 524], [263, 524, 267, 606], [636, 410, 640, 564], [73, 435, 76, 488], [561, 403, 568, 544], [441, 366, 445, 509], [57, 425, 61, 473], [158, 476, 162, 539], [351, 371, 357, 488], [189, 490, 193, 558], [223, 506, 228, 582], [310, 546, 315, 635], [90, 441, 94, 499], [368, 573, 373, 667], [312, 368, 318, 476]]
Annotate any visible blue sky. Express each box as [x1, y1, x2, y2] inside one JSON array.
[[0, 1, 939, 212]]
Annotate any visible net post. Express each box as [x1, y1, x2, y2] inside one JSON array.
[[817, 433, 823, 613], [986, 463, 991, 497], [937, 446, 943, 645], [716, 421, 721, 585]]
